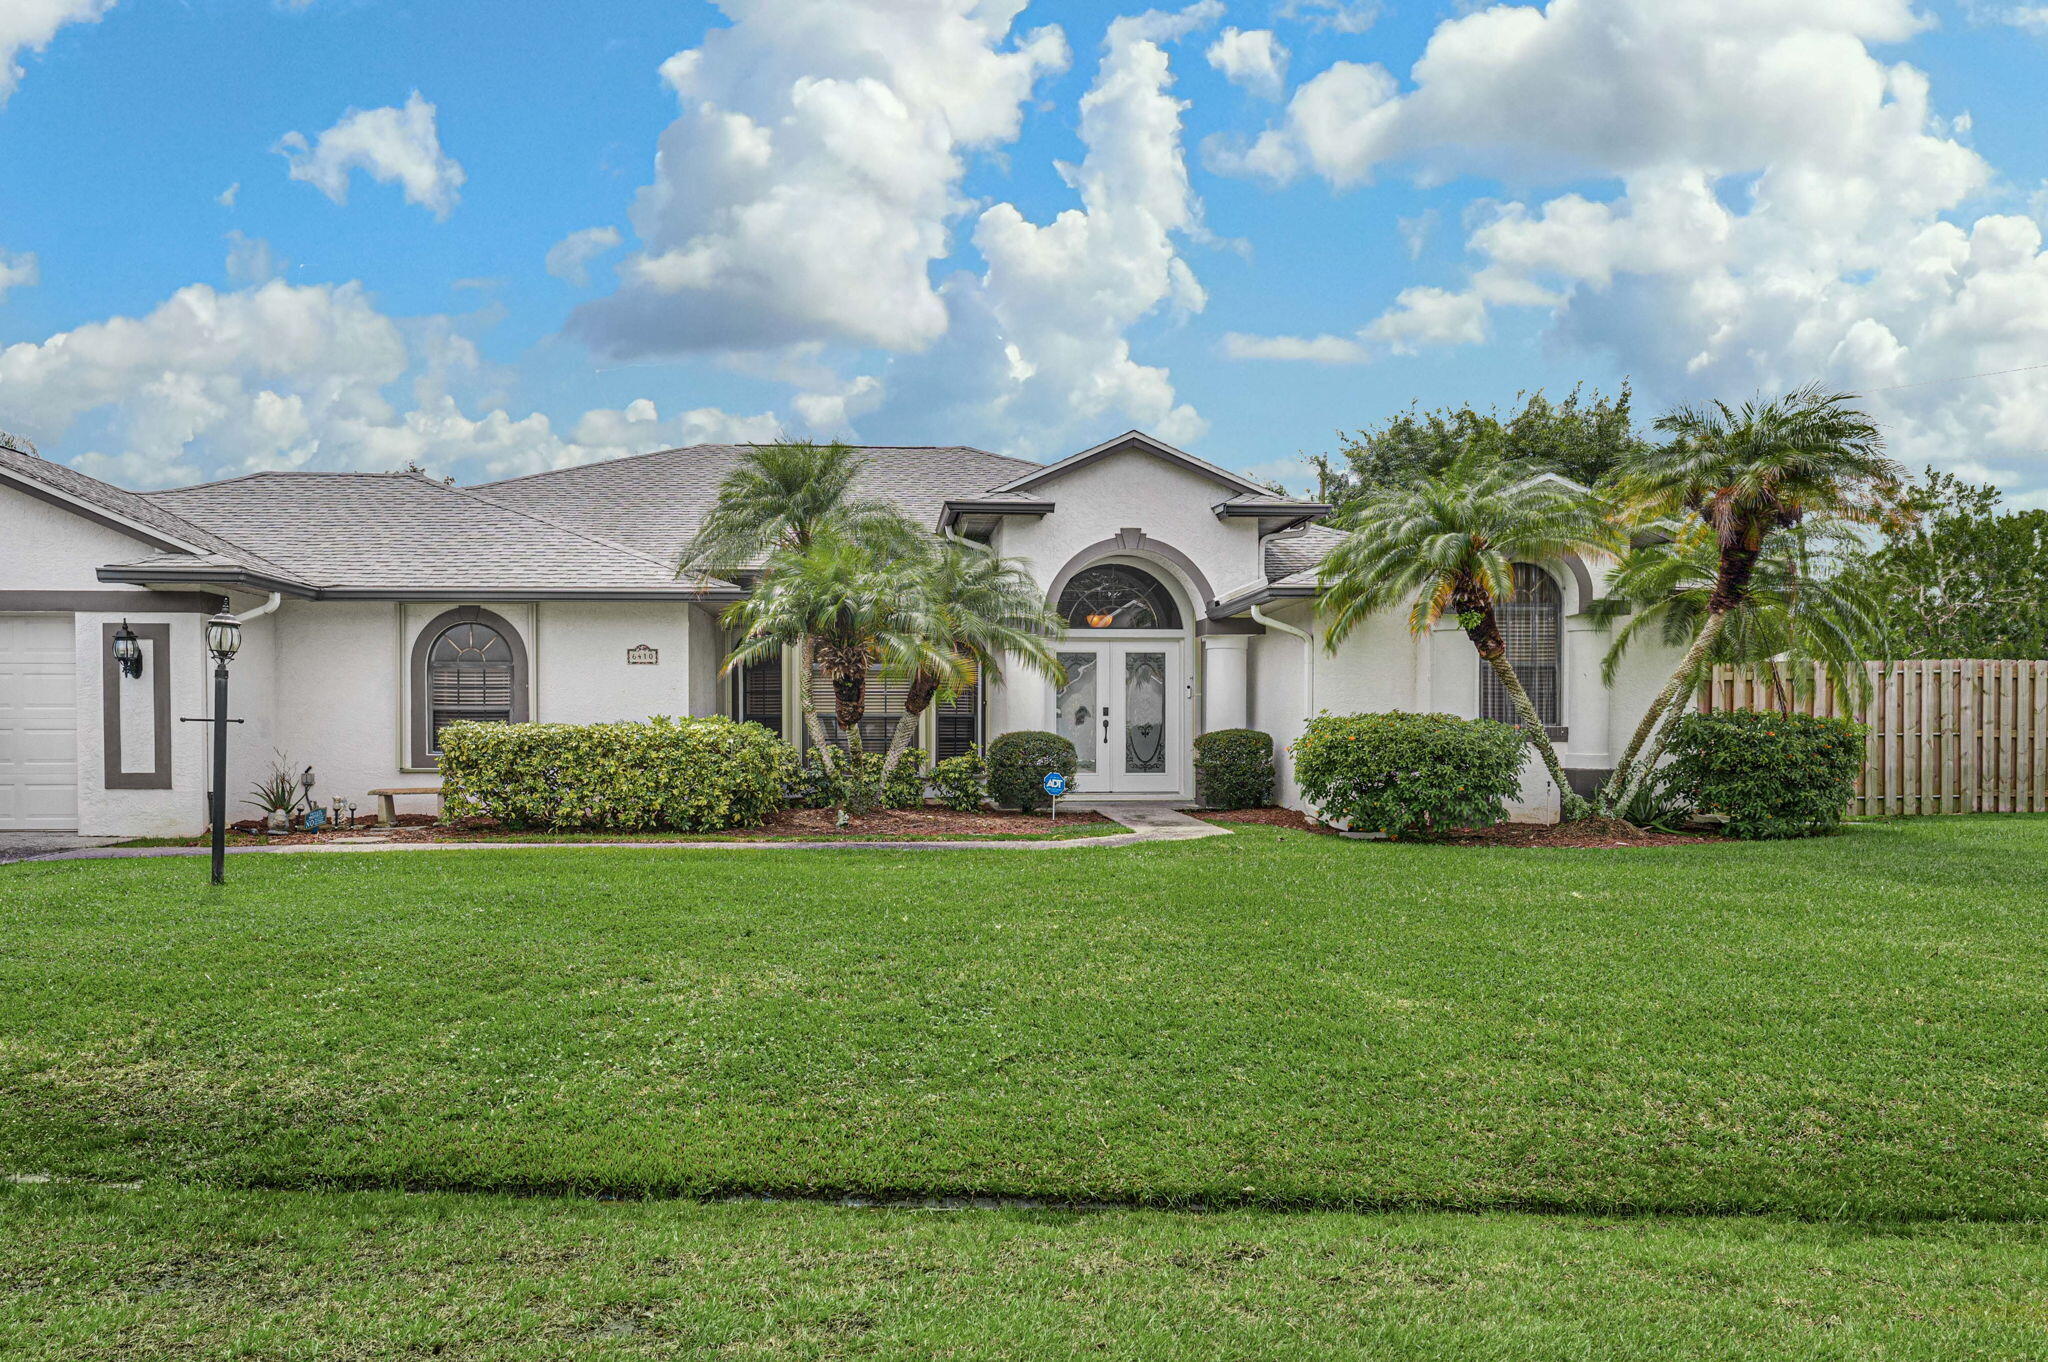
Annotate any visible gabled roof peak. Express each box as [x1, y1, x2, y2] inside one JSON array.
[[986, 430, 1271, 498]]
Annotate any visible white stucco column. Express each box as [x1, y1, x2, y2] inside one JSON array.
[[1201, 633, 1249, 732]]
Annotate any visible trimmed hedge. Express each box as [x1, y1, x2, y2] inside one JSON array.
[[1293, 711, 1525, 840], [988, 730, 1077, 811], [438, 716, 788, 832], [930, 748, 989, 812], [1663, 710, 1865, 839], [1193, 728, 1274, 809]]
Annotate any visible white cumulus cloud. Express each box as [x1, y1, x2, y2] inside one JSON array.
[[276, 91, 467, 220], [0, 248, 39, 301], [1221, 331, 1367, 363], [1211, 0, 2048, 493], [0, 0, 112, 105], [545, 226, 623, 287], [571, 0, 1068, 358], [0, 279, 778, 487], [1206, 27, 1288, 100]]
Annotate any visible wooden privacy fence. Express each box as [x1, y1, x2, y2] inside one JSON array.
[[1699, 660, 2048, 816]]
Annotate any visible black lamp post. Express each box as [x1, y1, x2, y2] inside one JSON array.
[[197, 606, 242, 884]]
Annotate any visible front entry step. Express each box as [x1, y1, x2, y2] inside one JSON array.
[[1066, 803, 1225, 840]]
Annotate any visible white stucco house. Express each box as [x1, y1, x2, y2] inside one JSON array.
[[1, 427, 1673, 836]]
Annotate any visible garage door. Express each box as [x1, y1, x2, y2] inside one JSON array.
[[0, 614, 78, 830]]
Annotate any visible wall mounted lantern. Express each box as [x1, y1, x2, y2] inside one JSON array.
[[112, 621, 143, 679]]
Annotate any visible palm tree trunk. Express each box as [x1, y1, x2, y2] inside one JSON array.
[[795, 637, 835, 775], [1599, 609, 1731, 812], [1481, 649, 1590, 821], [880, 672, 942, 778]]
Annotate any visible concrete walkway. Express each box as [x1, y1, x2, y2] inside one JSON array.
[[0, 831, 121, 866], [0, 804, 1229, 866]]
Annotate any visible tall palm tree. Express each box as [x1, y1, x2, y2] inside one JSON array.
[[876, 537, 1066, 778], [721, 533, 913, 758], [1319, 453, 1622, 820], [1590, 523, 1881, 716], [681, 441, 921, 772], [1600, 387, 1899, 810]]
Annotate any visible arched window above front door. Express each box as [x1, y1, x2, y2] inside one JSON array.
[[1058, 563, 1183, 630]]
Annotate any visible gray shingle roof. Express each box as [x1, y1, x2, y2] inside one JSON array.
[[1262, 524, 1347, 581], [146, 472, 737, 595], [475, 443, 1041, 561], [0, 434, 311, 588]]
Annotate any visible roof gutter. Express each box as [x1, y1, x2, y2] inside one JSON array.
[[96, 564, 318, 598], [1209, 581, 1316, 619]]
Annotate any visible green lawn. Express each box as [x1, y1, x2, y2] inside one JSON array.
[[5, 1184, 2044, 1360], [6, 818, 2046, 1219]]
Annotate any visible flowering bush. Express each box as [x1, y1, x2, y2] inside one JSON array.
[[1292, 711, 1525, 840], [438, 716, 789, 832], [1662, 711, 1865, 839]]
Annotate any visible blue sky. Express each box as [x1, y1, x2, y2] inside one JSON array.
[[3, 0, 2046, 499]]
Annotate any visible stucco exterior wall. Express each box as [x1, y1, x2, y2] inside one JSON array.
[[535, 601, 701, 724]]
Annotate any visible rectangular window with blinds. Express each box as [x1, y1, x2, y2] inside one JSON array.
[[736, 653, 783, 738], [811, 662, 910, 753], [1478, 564, 1564, 729]]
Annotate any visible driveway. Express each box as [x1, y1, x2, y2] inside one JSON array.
[[0, 832, 122, 865]]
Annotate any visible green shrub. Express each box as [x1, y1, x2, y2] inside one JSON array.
[[787, 748, 929, 810], [438, 716, 789, 832], [930, 748, 989, 812], [1292, 711, 1526, 840], [987, 730, 1077, 811], [1193, 728, 1274, 809], [1662, 711, 1865, 839]]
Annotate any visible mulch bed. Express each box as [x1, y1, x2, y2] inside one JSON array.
[[1192, 807, 1717, 848], [1190, 807, 1339, 835], [192, 807, 1111, 846]]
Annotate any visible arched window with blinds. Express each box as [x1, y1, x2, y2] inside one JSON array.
[[426, 620, 517, 753], [1479, 564, 1564, 730]]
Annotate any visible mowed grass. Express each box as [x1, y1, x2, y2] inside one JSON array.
[[4, 818, 2046, 1217], [7, 1184, 2047, 1361]]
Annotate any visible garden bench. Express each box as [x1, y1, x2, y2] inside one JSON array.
[[367, 786, 445, 826]]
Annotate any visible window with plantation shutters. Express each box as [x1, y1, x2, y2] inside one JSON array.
[[935, 674, 980, 760], [737, 653, 783, 737], [811, 661, 911, 753], [428, 622, 516, 751], [1479, 564, 1563, 729]]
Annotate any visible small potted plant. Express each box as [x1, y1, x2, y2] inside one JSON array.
[[245, 754, 307, 834]]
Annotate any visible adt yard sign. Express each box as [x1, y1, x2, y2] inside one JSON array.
[[1042, 771, 1068, 798]]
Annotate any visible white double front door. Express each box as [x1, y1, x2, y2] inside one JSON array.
[[1053, 639, 1182, 794]]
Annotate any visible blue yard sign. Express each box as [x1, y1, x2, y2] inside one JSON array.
[[1042, 771, 1068, 798]]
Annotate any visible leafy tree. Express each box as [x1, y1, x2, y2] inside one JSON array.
[[1590, 522, 1882, 714], [684, 442, 922, 771], [721, 532, 915, 764], [876, 537, 1066, 778], [1313, 384, 1648, 505], [1839, 469, 2048, 659], [1600, 386, 1900, 812], [1318, 451, 1623, 820]]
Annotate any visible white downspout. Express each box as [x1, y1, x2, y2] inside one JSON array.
[[1248, 603, 1313, 728], [238, 592, 283, 623]]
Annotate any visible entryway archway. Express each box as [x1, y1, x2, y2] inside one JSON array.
[[1049, 559, 1192, 795]]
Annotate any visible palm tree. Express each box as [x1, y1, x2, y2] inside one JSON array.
[[1599, 387, 1899, 810], [876, 537, 1067, 778], [721, 533, 913, 760], [1318, 452, 1622, 820], [1590, 522, 1881, 716], [681, 441, 922, 772]]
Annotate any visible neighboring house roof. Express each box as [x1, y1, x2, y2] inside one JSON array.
[[143, 472, 740, 598], [477, 443, 1040, 562]]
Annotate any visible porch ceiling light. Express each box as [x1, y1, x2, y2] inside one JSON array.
[[112, 620, 143, 679], [205, 608, 242, 663]]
